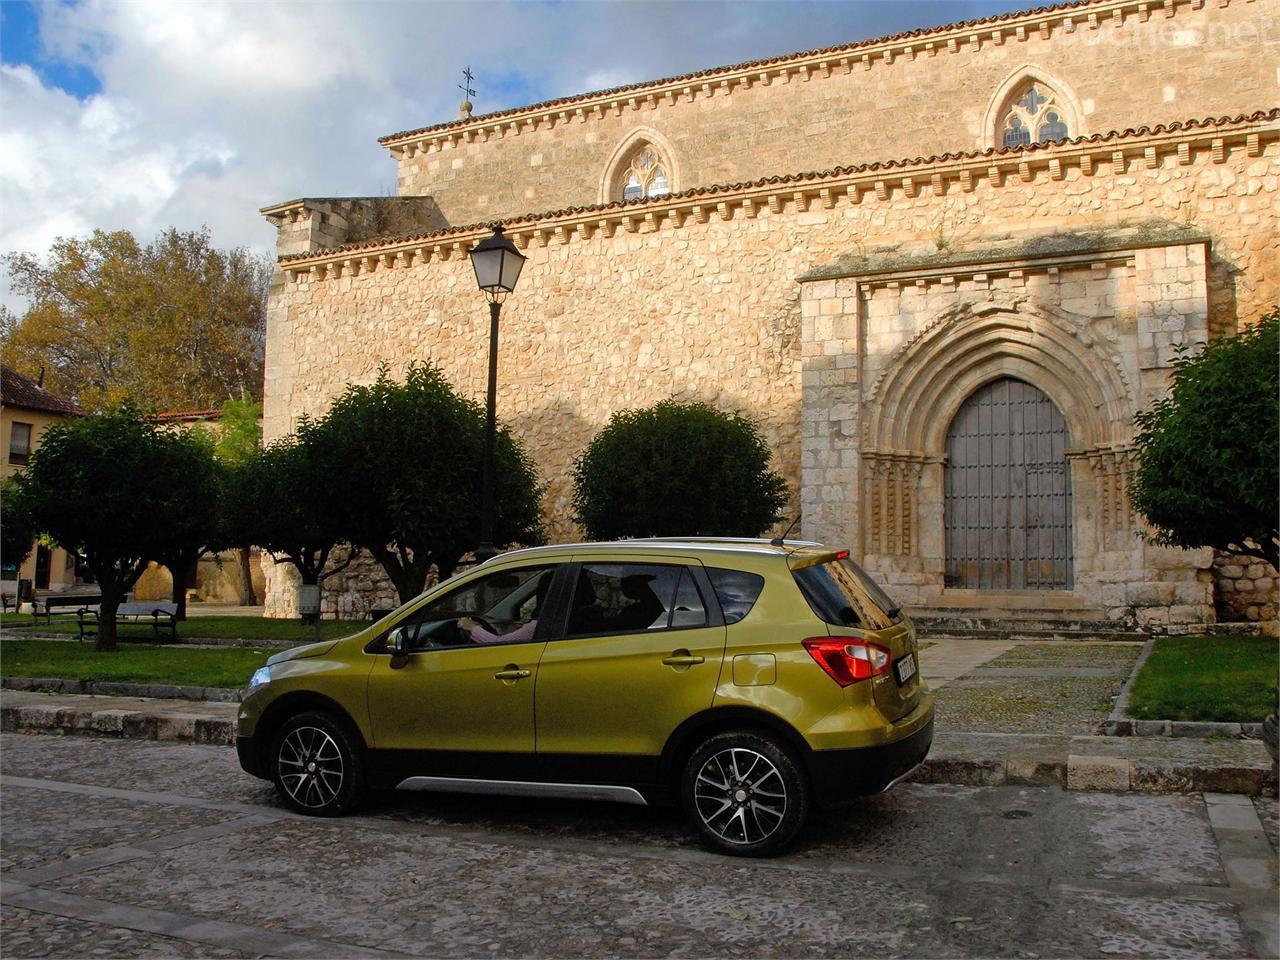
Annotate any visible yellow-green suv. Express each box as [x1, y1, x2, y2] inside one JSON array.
[[237, 539, 934, 856]]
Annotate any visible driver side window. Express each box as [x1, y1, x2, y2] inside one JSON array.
[[396, 565, 556, 651]]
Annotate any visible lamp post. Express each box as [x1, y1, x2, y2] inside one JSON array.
[[467, 225, 527, 563]]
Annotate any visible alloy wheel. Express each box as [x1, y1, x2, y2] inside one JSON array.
[[692, 747, 788, 846], [277, 725, 345, 809]]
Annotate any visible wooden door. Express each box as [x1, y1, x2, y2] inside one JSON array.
[[945, 378, 1072, 590]]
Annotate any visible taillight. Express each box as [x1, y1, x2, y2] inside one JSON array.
[[802, 637, 891, 686]]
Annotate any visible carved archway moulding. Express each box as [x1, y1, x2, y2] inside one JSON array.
[[863, 298, 1134, 458], [598, 126, 682, 205]]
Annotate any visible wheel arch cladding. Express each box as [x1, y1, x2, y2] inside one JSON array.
[[256, 691, 367, 763], [660, 706, 812, 787]]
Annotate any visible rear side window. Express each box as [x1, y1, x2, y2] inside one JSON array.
[[566, 563, 708, 636], [793, 558, 902, 630], [705, 568, 765, 625]]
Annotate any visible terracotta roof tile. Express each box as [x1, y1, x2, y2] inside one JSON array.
[[281, 110, 1279, 265], [380, 0, 1109, 144], [0, 366, 85, 417]]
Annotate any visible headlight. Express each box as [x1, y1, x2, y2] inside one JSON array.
[[249, 666, 272, 689]]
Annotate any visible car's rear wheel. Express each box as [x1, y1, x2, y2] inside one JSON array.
[[269, 711, 366, 816], [681, 730, 810, 856]]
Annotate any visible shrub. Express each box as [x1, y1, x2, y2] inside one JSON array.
[[1131, 310, 1279, 569], [573, 399, 789, 540]]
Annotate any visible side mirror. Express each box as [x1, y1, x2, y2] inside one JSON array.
[[386, 627, 406, 655]]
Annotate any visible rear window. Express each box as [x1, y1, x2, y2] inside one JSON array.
[[706, 568, 765, 625], [793, 557, 902, 630]]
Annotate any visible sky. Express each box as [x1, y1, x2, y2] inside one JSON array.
[[1, 0, 1033, 310]]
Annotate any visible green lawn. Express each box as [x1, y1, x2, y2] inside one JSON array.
[[1127, 635, 1279, 723], [0, 639, 273, 689], [0, 614, 374, 644]]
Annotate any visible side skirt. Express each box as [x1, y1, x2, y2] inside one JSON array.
[[395, 776, 648, 806]]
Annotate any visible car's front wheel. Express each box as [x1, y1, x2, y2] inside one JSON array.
[[681, 730, 810, 856], [269, 711, 366, 816]]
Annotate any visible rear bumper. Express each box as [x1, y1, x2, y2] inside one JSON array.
[[806, 714, 934, 807]]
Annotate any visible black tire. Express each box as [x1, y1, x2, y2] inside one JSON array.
[[269, 711, 366, 817], [681, 730, 810, 857]]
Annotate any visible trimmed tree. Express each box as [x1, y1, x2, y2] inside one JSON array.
[[1, 477, 37, 575], [151, 427, 221, 620], [309, 362, 546, 603], [14, 410, 219, 650], [222, 435, 353, 619], [1130, 310, 1279, 569], [573, 399, 789, 540]]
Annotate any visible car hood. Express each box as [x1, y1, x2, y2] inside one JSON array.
[[267, 639, 339, 666]]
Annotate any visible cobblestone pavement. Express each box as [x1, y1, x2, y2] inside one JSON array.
[[933, 642, 1143, 734], [2, 733, 1276, 959]]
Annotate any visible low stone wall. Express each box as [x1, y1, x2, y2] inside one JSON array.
[[262, 546, 418, 620], [1212, 553, 1279, 625]]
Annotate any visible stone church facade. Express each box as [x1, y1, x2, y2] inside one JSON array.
[[261, 0, 1279, 626]]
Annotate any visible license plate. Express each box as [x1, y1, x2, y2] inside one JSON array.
[[895, 652, 917, 685]]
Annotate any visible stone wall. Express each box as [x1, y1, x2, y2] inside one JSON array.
[[387, 0, 1276, 225], [261, 118, 1278, 621], [260, 547, 406, 621], [1212, 553, 1280, 623]]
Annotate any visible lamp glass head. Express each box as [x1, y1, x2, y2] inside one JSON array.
[[469, 225, 526, 294]]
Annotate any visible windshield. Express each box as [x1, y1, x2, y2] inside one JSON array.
[[793, 557, 902, 630]]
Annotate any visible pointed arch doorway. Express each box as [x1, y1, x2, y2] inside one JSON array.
[[944, 377, 1073, 590]]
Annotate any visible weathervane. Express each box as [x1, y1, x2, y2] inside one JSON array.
[[458, 66, 476, 119]]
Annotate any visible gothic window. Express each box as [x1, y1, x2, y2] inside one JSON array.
[[1000, 83, 1071, 149], [619, 146, 671, 201]]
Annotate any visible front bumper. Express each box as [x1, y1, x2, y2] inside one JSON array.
[[236, 735, 268, 780], [806, 714, 934, 807]]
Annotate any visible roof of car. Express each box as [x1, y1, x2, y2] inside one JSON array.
[[497, 537, 837, 563]]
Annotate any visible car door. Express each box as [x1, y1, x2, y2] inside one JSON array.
[[535, 556, 728, 778], [365, 562, 560, 779]]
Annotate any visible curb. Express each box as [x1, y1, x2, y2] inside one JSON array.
[[911, 753, 1271, 795], [1065, 753, 1272, 795], [1, 676, 241, 703], [1106, 635, 1155, 725], [1101, 718, 1264, 738], [1, 702, 235, 745]]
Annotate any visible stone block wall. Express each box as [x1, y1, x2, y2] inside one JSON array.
[[387, 0, 1276, 225], [1212, 554, 1280, 623]]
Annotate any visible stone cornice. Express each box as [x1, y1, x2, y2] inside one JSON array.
[[800, 220, 1211, 283], [379, 0, 1232, 157], [278, 110, 1278, 281]]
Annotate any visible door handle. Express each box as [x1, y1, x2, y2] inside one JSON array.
[[493, 667, 531, 681], [662, 653, 705, 667]]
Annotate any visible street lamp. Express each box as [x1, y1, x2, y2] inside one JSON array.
[[468, 224, 526, 563]]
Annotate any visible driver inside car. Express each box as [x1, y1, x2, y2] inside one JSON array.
[[458, 571, 553, 644]]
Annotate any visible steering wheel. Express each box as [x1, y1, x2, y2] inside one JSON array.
[[463, 615, 501, 636]]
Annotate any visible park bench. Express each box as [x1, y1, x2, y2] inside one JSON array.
[[77, 602, 179, 642], [33, 594, 101, 623], [1, 589, 16, 614]]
